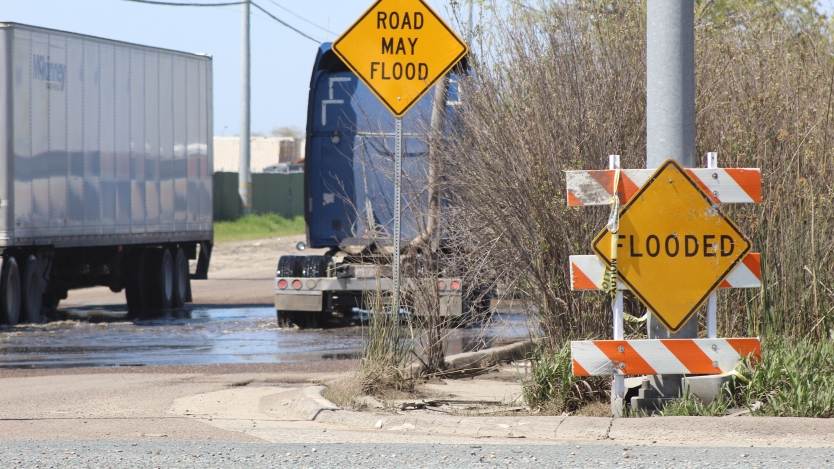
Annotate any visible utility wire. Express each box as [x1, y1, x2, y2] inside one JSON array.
[[123, 0, 244, 6], [122, 0, 320, 43], [247, 8, 319, 41], [264, 0, 337, 36], [250, 2, 319, 43]]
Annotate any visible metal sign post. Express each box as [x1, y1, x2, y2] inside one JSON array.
[[393, 117, 403, 315]]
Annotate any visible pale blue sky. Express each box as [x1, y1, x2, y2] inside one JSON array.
[[0, 0, 467, 137], [0, 1, 829, 137]]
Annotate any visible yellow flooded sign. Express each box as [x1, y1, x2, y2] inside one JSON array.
[[332, 0, 468, 117], [592, 159, 752, 332]]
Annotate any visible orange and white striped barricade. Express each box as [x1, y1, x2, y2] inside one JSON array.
[[568, 154, 762, 386], [566, 168, 761, 207], [571, 338, 761, 376]]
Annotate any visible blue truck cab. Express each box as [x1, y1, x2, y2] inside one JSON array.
[[305, 43, 461, 248], [274, 43, 467, 328]]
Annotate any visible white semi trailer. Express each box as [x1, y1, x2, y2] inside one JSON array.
[[0, 23, 213, 324]]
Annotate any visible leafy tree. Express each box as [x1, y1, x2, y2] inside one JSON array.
[[270, 125, 303, 139]]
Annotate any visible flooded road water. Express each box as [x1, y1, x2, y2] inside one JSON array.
[[0, 306, 530, 369]]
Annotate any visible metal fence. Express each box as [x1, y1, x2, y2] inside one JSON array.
[[213, 172, 304, 221]]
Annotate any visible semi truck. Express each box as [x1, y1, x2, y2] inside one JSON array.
[[274, 43, 481, 328], [0, 23, 213, 324]]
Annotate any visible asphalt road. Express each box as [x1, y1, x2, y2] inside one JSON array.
[[1, 440, 831, 468]]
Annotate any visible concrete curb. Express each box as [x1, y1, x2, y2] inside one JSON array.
[[291, 385, 340, 420], [298, 386, 834, 447]]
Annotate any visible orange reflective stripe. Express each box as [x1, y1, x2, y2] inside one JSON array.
[[724, 169, 762, 202], [594, 341, 657, 375], [572, 359, 590, 376], [742, 253, 761, 279], [725, 338, 761, 363], [571, 262, 599, 290], [660, 339, 716, 374], [588, 170, 616, 197], [618, 173, 640, 204], [567, 191, 584, 206]]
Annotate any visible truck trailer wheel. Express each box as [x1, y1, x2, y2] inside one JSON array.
[[145, 248, 174, 314], [276, 310, 301, 328], [20, 255, 43, 323], [172, 247, 190, 309], [277, 255, 301, 277], [1, 257, 21, 326], [301, 255, 331, 278]]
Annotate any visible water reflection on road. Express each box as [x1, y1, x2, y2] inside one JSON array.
[[0, 306, 530, 369]]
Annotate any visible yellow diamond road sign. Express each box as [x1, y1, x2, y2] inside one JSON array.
[[592, 159, 752, 333], [332, 0, 468, 117]]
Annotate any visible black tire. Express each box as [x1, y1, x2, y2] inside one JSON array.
[[124, 249, 147, 318], [172, 247, 190, 309], [276, 310, 299, 328], [276, 255, 301, 277], [277, 310, 329, 329], [301, 255, 331, 278], [1, 257, 21, 326], [20, 255, 43, 324], [145, 248, 174, 314]]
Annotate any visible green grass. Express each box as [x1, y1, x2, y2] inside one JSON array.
[[213, 213, 305, 243], [521, 342, 610, 414], [523, 337, 834, 417], [737, 337, 834, 418], [637, 337, 834, 418]]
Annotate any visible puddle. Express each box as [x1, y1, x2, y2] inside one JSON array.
[[0, 306, 363, 368], [0, 306, 530, 369]]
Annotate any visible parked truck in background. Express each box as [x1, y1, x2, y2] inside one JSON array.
[[274, 43, 481, 328], [0, 23, 213, 324]]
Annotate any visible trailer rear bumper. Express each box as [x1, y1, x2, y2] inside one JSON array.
[[274, 277, 463, 316], [275, 291, 323, 312]]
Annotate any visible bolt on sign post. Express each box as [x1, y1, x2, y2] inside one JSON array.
[[565, 156, 763, 399], [331, 0, 468, 315]]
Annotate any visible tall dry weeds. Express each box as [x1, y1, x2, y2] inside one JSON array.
[[443, 0, 834, 345]]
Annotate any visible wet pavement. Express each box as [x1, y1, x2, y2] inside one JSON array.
[[0, 306, 530, 369]]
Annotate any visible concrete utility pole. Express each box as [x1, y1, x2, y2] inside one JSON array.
[[646, 0, 696, 338], [239, 0, 252, 215], [627, 0, 719, 416]]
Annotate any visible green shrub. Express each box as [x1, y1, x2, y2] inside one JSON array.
[[521, 342, 610, 414]]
